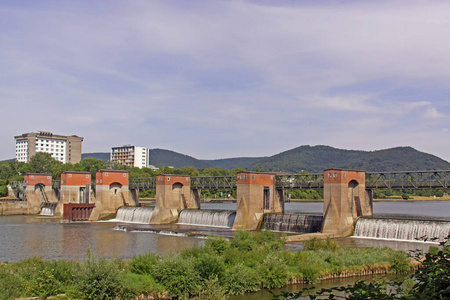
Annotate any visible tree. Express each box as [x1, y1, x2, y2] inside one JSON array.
[[28, 152, 62, 176]]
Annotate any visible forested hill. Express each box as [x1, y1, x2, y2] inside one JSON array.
[[82, 149, 266, 169], [81, 145, 450, 173], [247, 145, 450, 173]]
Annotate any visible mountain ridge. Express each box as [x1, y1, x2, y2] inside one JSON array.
[[81, 145, 450, 173]]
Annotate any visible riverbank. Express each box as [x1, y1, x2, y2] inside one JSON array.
[[0, 231, 413, 299]]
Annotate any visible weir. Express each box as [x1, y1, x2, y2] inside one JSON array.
[[353, 218, 450, 243], [40, 202, 58, 216], [178, 210, 236, 228], [262, 214, 323, 233], [115, 207, 154, 224]]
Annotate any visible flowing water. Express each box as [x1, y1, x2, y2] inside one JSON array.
[[353, 217, 450, 243], [39, 202, 58, 216], [114, 206, 154, 223], [262, 214, 323, 233], [178, 209, 236, 228]]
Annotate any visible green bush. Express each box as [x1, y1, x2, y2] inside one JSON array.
[[0, 266, 25, 300], [130, 252, 159, 275], [205, 235, 230, 255], [193, 253, 226, 281], [119, 272, 165, 299], [152, 255, 202, 298], [75, 254, 122, 300], [27, 268, 62, 299], [257, 255, 289, 289], [230, 230, 257, 251], [388, 250, 409, 274], [304, 237, 339, 251], [222, 263, 261, 295]]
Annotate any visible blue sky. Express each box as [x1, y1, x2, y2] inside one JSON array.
[[1, 0, 450, 162]]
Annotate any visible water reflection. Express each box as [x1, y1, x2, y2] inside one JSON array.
[[1, 201, 449, 263], [0, 215, 203, 262]]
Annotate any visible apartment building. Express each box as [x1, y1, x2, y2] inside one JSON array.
[[110, 145, 149, 168], [15, 131, 83, 164]]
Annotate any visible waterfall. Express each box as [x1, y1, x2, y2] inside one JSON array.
[[40, 203, 58, 216], [115, 207, 154, 224], [178, 210, 236, 228], [262, 214, 323, 233], [353, 218, 450, 243]]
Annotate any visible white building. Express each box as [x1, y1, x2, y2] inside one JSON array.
[[15, 131, 83, 164], [110, 145, 149, 168]]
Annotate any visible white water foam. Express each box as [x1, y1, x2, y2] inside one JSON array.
[[113, 207, 154, 224], [353, 218, 450, 243], [178, 210, 236, 228]]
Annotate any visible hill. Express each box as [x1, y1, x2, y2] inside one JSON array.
[[149, 149, 211, 169], [81, 152, 110, 161], [81, 146, 450, 173], [201, 157, 266, 170], [247, 145, 450, 173]]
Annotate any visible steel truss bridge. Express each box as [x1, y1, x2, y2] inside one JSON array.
[[128, 170, 450, 190]]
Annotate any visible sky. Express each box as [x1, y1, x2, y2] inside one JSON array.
[[1, 0, 450, 162]]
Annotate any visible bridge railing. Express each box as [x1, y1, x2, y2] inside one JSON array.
[[190, 176, 237, 190], [366, 170, 450, 189], [129, 177, 157, 189], [275, 174, 324, 189]]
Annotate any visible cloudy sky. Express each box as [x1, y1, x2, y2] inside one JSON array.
[[1, 0, 450, 162]]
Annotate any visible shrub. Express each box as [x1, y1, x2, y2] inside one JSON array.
[[257, 255, 289, 289], [43, 260, 79, 285], [205, 235, 230, 255], [388, 251, 409, 274], [0, 266, 25, 300], [75, 253, 122, 300], [152, 255, 202, 298], [119, 272, 165, 300], [304, 237, 339, 251], [230, 230, 256, 251], [130, 252, 159, 275], [27, 268, 62, 299], [222, 263, 261, 295], [193, 253, 226, 281]]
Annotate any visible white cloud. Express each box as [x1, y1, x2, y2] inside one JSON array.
[[1, 1, 450, 162]]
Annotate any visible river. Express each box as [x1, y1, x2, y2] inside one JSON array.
[[1, 201, 449, 263]]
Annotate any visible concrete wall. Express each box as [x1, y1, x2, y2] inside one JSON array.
[[89, 170, 135, 220], [56, 171, 92, 216], [0, 201, 30, 215], [232, 172, 281, 231], [150, 175, 195, 224], [321, 169, 372, 236], [23, 173, 58, 214]]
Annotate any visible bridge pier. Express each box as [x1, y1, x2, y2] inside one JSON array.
[[232, 172, 282, 231], [150, 175, 198, 224], [321, 169, 372, 236], [89, 170, 135, 221], [24, 173, 58, 214]]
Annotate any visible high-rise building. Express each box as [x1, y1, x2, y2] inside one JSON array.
[[110, 145, 149, 168], [15, 131, 83, 164]]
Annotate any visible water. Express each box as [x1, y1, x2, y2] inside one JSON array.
[[40, 202, 58, 216], [0, 215, 203, 263], [1, 201, 450, 263], [178, 210, 236, 228], [114, 206, 154, 223], [262, 214, 323, 233], [354, 218, 450, 243]]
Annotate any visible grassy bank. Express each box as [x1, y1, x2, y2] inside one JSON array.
[[0, 231, 412, 300]]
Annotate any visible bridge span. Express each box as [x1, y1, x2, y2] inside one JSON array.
[[128, 170, 450, 190], [8, 169, 450, 237]]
